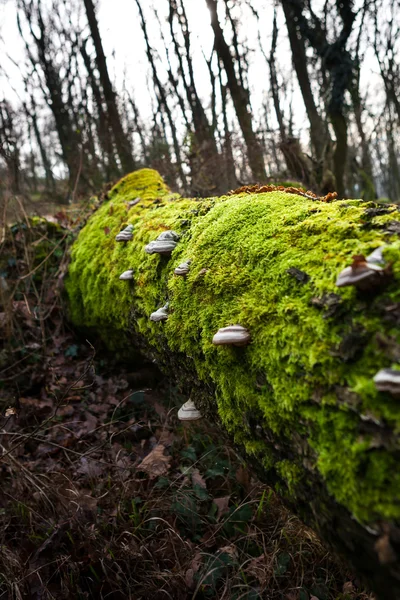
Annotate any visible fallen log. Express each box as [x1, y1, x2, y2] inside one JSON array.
[[65, 168, 400, 598]]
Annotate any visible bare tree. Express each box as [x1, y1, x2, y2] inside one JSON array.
[[205, 0, 267, 181], [82, 0, 135, 174]]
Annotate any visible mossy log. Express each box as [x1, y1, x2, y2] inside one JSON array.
[[65, 169, 400, 599]]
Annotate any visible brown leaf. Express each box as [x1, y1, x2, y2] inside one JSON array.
[[351, 254, 367, 269], [245, 554, 268, 586], [342, 582, 355, 594], [213, 496, 230, 521], [192, 468, 207, 489], [185, 552, 202, 589], [236, 464, 251, 490], [375, 533, 397, 564], [76, 457, 105, 479], [138, 444, 171, 478]]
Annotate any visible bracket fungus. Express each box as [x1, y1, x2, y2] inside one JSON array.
[[335, 246, 390, 290], [174, 259, 191, 276], [115, 224, 134, 242], [145, 230, 180, 255], [150, 302, 169, 322], [212, 325, 251, 347], [177, 399, 202, 421], [119, 269, 134, 280], [373, 368, 400, 396]]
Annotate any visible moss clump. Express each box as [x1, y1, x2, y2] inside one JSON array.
[[65, 168, 400, 523]]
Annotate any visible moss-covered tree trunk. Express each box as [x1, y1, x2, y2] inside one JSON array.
[[65, 169, 400, 600]]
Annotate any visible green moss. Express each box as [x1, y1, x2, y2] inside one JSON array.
[[276, 460, 303, 494], [65, 169, 400, 523]]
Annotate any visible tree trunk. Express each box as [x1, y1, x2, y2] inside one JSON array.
[[66, 167, 400, 600], [205, 0, 266, 181], [83, 0, 135, 175], [280, 0, 328, 164], [168, 0, 225, 196]]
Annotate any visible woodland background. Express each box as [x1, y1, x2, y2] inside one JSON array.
[[0, 0, 399, 210]]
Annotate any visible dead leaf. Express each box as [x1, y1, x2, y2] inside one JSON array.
[[245, 554, 268, 586], [185, 552, 203, 589], [213, 496, 230, 521], [375, 533, 397, 564], [138, 444, 171, 478], [192, 468, 207, 489], [76, 457, 105, 479], [236, 464, 251, 490], [219, 544, 238, 561], [157, 429, 176, 447], [343, 582, 355, 593]]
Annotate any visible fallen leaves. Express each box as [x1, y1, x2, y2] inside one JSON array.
[[213, 496, 230, 521], [138, 444, 171, 478]]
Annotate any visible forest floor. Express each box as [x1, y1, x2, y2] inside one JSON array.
[[0, 205, 376, 600]]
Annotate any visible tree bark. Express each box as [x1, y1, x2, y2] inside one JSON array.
[[280, 0, 328, 164], [82, 0, 135, 175], [168, 0, 225, 195], [205, 0, 266, 181], [66, 168, 400, 600]]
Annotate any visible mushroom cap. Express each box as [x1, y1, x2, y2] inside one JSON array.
[[115, 224, 134, 241], [116, 232, 133, 241], [373, 368, 400, 395], [145, 240, 178, 255], [212, 325, 251, 346], [335, 246, 389, 289], [335, 265, 378, 287], [157, 230, 180, 242], [177, 399, 202, 421], [150, 303, 169, 322], [119, 269, 134, 280], [367, 246, 386, 266], [174, 260, 191, 276]]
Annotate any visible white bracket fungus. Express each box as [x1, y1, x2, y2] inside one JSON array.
[[150, 302, 169, 322], [115, 224, 134, 242], [373, 368, 400, 396], [145, 231, 180, 255], [336, 246, 390, 290], [119, 269, 134, 280], [177, 399, 202, 421], [212, 325, 251, 347], [174, 259, 191, 276]]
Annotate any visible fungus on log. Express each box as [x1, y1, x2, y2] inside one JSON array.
[[65, 168, 400, 600]]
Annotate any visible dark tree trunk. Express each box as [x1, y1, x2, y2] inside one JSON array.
[[280, 0, 329, 165], [168, 0, 225, 195], [134, 0, 188, 192], [206, 0, 267, 181], [82, 0, 135, 174], [80, 39, 120, 181]]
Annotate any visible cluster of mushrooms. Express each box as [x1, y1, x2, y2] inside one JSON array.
[[115, 219, 399, 419], [335, 244, 400, 397], [115, 223, 251, 421]]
